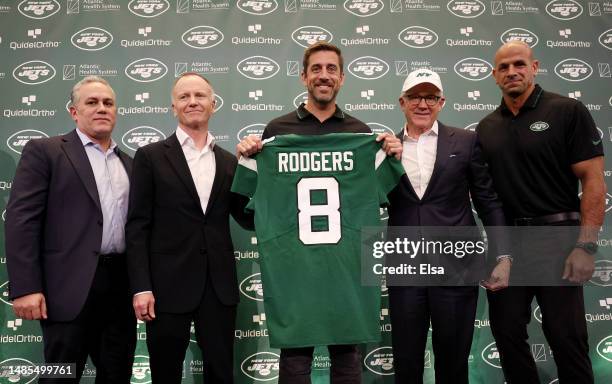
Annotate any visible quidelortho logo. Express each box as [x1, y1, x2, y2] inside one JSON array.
[[554, 58, 593, 81], [0, 358, 39, 383], [7, 130, 49, 154], [367, 122, 394, 135], [599, 29, 612, 50], [291, 26, 333, 48], [0, 281, 12, 306], [591, 260, 612, 287], [131, 355, 151, 384], [121, 126, 166, 151], [481, 342, 502, 368], [500, 28, 539, 48], [364, 347, 394, 375], [447, 0, 485, 18], [71, 27, 113, 51], [236, 56, 279, 80], [239, 272, 264, 301], [293, 92, 308, 108], [453, 57, 492, 81], [545, 0, 582, 20], [125, 58, 167, 82], [240, 352, 280, 381], [4, 94, 56, 118], [398, 26, 438, 48], [347, 56, 389, 80], [237, 0, 278, 15], [182, 26, 224, 49], [12, 60, 56, 85], [597, 335, 612, 362], [343, 0, 384, 17], [128, 0, 169, 18], [18, 0, 60, 19]]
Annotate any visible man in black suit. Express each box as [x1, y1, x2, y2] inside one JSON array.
[[5, 76, 136, 383], [126, 72, 253, 384], [386, 69, 510, 384]]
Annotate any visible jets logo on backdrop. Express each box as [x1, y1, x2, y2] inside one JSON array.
[[237, 0, 279, 16], [343, 0, 384, 17], [348, 56, 389, 80], [500, 28, 539, 48], [454, 58, 492, 81], [236, 56, 279, 80], [398, 26, 438, 48], [591, 260, 612, 287], [533, 305, 543, 323], [13, 60, 56, 85], [71, 27, 113, 51], [0, 281, 12, 306], [214, 94, 224, 112], [239, 272, 264, 301], [181, 26, 224, 49], [447, 0, 485, 18], [597, 335, 612, 362], [240, 352, 280, 381], [7, 130, 49, 154], [18, 0, 60, 19], [131, 355, 152, 384], [122, 127, 166, 151], [124, 58, 167, 82], [554, 59, 593, 82], [364, 347, 394, 375], [0, 358, 39, 383], [367, 122, 394, 135], [599, 29, 612, 51], [128, 0, 169, 18], [545, 0, 582, 20], [293, 92, 308, 108], [481, 342, 502, 368], [291, 26, 333, 48]]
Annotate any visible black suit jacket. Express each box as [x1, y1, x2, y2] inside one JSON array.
[[126, 133, 253, 313], [5, 129, 133, 321]]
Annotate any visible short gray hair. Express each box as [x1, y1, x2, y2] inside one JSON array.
[[69, 76, 115, 107]]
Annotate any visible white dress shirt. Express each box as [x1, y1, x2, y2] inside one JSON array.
[[176, 126, 216, 214], [401, 121, 439, 199]]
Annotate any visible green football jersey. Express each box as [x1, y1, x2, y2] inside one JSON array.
[[231, 132, 404, 348]]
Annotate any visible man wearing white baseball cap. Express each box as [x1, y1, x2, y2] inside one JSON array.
[[386, 68, 511, 383]]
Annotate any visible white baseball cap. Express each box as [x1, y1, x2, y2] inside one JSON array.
[[401, 68, 443, 94]]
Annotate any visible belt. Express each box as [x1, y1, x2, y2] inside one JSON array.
[[512, 212, 580, 226], [98, 252, 125, 264]]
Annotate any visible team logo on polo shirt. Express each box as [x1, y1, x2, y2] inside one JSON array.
[[599, 29, 612, 51], [500, 28, 539, 48], [343, 0, 384, 17], [18, 0, 60, 19], [181, 26, 224, 49], [453, 58, 492, 81], [545, 0, 582, 20], [529, 121, 549, 132], [348, 56, 389, 80], [239, 272, 264, 301], [291, 26, 333, 48], [240, 352, 280, 381], [364, 347, 394, 375], [597, 335, 612, 362], [128, 0, 169, 18], [121, 126, 166, 151], [554, 59, 593, 82], [131, 355, 152, 383], [7, 129, 49, 154], [237, 0, 278, 15], [481, 342, 502, 368], [0, 358, 39, 382], [124, 58, 167, 82], [447, 0, 485, 18], [591, 260, 612, 287], [398, 26, 438, 48], [13, 60, 56, 85], [237, 56, 280, 80], [71, 27, 113, 51]]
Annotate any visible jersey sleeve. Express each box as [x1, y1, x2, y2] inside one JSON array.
[[374, 148, 405, 206], [567, 101, 604, 164], [231, 156, 258, 202]]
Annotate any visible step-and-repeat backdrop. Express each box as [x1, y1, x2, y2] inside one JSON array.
[[0, 1, 611, 383]]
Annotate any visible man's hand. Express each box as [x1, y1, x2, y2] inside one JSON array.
[[133, 292, 156, 322], [482, 258, 511, 291], [12, 293, 47, 320], [236, 135, 263, 158], [376, 133, 402, 160], [562, 248, 595, 283]]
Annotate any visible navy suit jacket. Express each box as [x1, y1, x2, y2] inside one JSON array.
[[5, 129, 133, 321]]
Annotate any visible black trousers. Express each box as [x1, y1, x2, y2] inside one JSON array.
[[488, 286, 593, 384], [278, 344, 361, 384], [388, 286, 478, 384], [145, 279, 236, 384], [40, 255, 136, 383]]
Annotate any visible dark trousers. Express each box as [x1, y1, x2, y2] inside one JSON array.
[[488, 286, 593, 384], [40, 255, 136, 383], [146, 280, 236, 384], [388, 286, 478, 384], [278, 344, 361, 384]]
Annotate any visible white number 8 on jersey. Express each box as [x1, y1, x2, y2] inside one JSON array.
[[297, 177, 341, 245]]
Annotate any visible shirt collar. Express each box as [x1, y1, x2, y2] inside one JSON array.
[[175, 126, 216, 150], [75, 128, 117, 151], [403, 120, 439, 140], [296, 103, 346, 121], [499, 84, 543, 114]]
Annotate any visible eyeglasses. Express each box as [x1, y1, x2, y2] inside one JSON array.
[[404, 94, 441, 107]]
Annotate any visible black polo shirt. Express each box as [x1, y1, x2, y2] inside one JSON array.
[[261, 103, 370, 139], [476, 84, 604, 219]]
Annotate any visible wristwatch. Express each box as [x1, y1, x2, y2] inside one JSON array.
[[574, 241, 598, 255]]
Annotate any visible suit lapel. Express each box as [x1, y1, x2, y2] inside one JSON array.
[[203, 146, 226, 217], [421, 123, 453, 201], [61, 130, 101, 211], [164, 134, 204, 215]]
